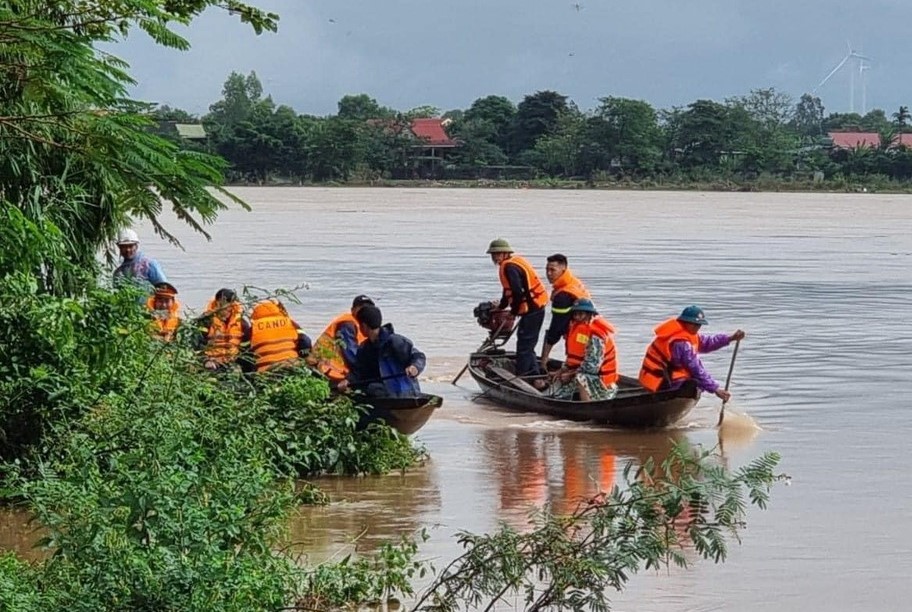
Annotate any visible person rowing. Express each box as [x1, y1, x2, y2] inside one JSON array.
[[638, 305, 745, 402]]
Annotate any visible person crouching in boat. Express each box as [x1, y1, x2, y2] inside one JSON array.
[[146, 282, 181, 342], [306, 294, 374, 389], [548, 299, 618, 401], [199, 288, 251, 371], [638, 305, 745, 402], [249, 299, 311, 373], [338, 305, 426, 398]]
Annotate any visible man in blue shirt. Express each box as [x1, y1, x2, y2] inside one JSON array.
[[113, 229, 167, 290]]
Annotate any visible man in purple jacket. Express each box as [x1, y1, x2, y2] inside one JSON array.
[[639, 305, 745, 401]]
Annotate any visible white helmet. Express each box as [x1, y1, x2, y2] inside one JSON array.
[[116, 229, 139, 246]]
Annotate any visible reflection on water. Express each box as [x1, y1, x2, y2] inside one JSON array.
[[482, 428, 687, 526]]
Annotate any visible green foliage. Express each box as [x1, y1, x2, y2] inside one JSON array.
[[9, 394, 297, 610], [0, 1, 279, 292], [507, 90, 570, 156], [256, 370, 421, 476], [337, 93, 395, 121], [299, 532, 430, 608], [412, 444, 785, 612], [0, 257, 422, 609]]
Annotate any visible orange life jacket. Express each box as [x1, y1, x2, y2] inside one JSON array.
[[146, 297, 181, 342], [307, 312, 367, 382], [498, 255, 548, 315], [565, 315, 618, 385], [638, 318, 699, 392], [249, 301, 299, 372], [549, 269, 591, 314], [203, 300, 245, 364]]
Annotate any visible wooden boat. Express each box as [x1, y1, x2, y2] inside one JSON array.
[[467, 352, 698, 429], [355, 393, 442, 435]]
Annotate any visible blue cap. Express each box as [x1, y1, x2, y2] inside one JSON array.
[[570, 298, 598, 314], [678, 305, 708, 325]]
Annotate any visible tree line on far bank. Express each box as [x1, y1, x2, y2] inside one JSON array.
[[157, 71, 912, 185]]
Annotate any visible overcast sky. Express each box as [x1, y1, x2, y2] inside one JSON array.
[[116, 0, 911, 118]]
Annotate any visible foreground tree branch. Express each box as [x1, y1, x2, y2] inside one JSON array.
[[411, 445, 785, 612]]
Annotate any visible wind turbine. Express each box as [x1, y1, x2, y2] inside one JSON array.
[[813, 42, 871, 114]]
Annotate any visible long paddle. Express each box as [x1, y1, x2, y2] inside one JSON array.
[[717, 339, 741, 426]]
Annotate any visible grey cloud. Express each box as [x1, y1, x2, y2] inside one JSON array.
[[113, 0, 912, 117]]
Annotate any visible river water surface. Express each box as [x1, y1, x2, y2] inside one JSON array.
[[6, 188, 912, 610]]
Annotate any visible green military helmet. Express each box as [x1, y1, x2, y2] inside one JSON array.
[[485, 238, 514, 254]]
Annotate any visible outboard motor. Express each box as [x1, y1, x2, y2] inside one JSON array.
[[473, 301, 515, 340]]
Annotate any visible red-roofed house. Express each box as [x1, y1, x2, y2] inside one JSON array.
[[364, 117, 460, 177], [829, 132, 881, 149], [410, 118, 457, 148], [409, 118, 458, 178], [828, 131, 912, 150]]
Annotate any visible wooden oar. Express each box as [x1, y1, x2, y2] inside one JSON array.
[[717, 339, 741, 427], [477, 366, 549, 399]]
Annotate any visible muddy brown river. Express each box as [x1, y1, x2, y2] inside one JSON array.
[[4, 188, 911, 610]]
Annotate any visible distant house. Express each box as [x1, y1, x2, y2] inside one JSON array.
[[367, 117, 459, 178], [408, 118, 458, 177], [156, 121, 207, 140], [827, 131, 912, 150]]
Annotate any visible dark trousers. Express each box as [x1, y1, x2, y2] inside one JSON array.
[[515, 307, 545, 376]]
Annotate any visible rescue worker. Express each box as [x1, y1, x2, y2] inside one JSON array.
[[113, 229, 167, 290], [539, 253, 592, 372], [486, 238, 548, 379], [146, 282, 181, 342], [638, 305, 745, 401], [339, 305, 426, 398], [549, 299, 618, 401], [199, 288, 251, 371], [248, 299, 311, 373], [306, 294, 374, 388]]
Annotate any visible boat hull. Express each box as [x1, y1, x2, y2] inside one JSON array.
[[467, 352, 698, 429], [357, 393, 442, 435]]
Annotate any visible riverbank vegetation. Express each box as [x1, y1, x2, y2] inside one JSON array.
[[161, 72, 912, 190], [1, 1, 785, 609]]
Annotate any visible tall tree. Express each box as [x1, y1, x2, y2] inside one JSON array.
[[0, 0, 276, 292], [207, 71, 264, 127], [727, 88, 798, 174], [592, 97, 663, 174], [507, 90, 568, 157], [793, 94, 826, 138], [337, 94, 392, 121], [666, 100, 745, 168], [447, 95, 516, 166], [893, 106, 911, 132]]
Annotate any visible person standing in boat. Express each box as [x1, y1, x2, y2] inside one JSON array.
[[146, 282, 181, 342], [306, 294, 374, 389], [486, 238, 549, 380], [113, 229, 167, 291], [339, 305, 426, 398], [539, 253, 592, 373], [198, 288, 251, 371], [549, 299, 618, 401], [638, 305, 745, 401]]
